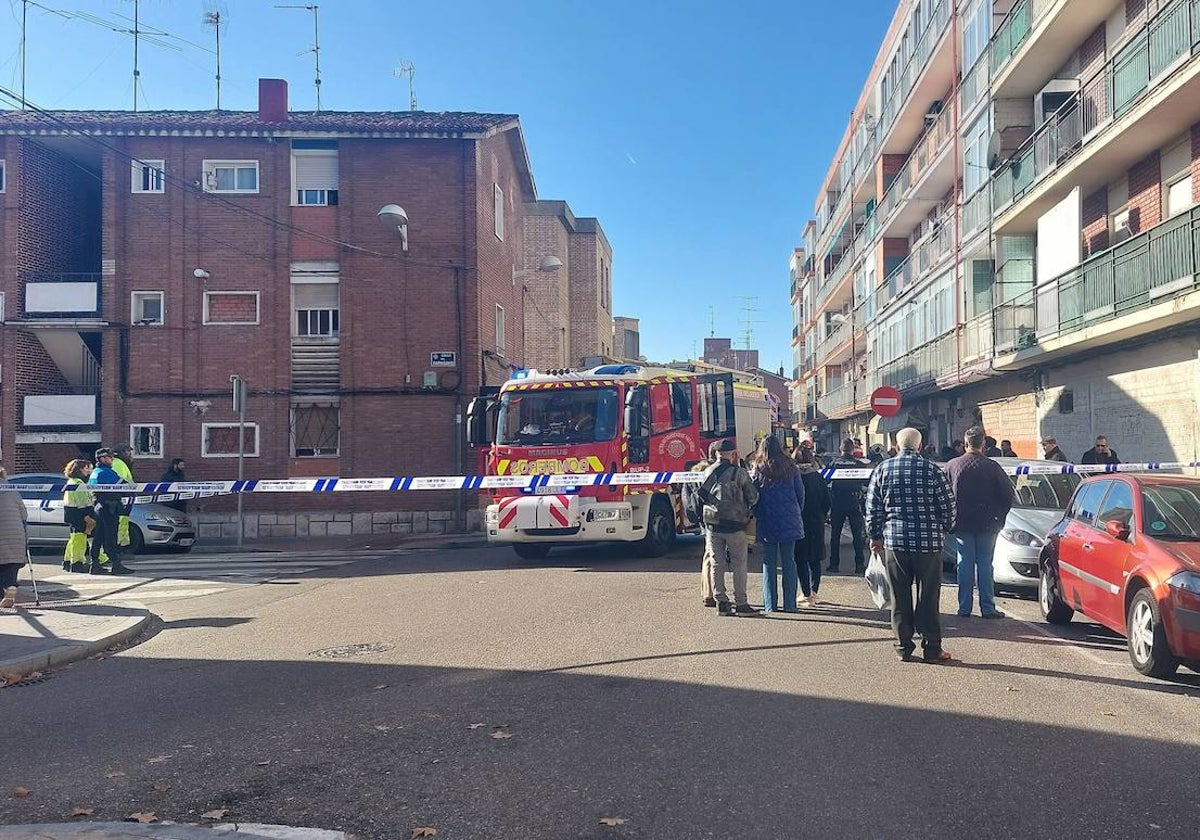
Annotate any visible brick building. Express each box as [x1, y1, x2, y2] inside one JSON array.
[[520, 200, 613, 370], [0, 80, 599, 537], [613, 316, 640, 360], [702, 337, 759, 371]]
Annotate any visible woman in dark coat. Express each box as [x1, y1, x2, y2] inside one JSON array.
[[793, 447, 831, 606], [0, 467, 29, 609], [750, 436, 805, 613]]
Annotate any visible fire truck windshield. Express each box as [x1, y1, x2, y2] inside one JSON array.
[[496, 387, 620, 446]]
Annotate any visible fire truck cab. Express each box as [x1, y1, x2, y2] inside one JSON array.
[[467, 365, 770, 560]]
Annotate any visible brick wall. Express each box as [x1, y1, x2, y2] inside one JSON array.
[[522, 209, 570, 369], [1081, 188, 1109, 258], [1191, 122, 1200, 203], [878, 154, 905, 196], [1127, 151, 1162, 235]]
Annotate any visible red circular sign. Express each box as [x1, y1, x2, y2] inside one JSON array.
[[870, 386, 903, 418]]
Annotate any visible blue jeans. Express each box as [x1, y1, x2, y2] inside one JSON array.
[[761, 540, 798, 612], [952, 532, 999, 616]]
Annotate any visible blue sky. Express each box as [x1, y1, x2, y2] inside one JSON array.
[[2, 0, 895, 370]]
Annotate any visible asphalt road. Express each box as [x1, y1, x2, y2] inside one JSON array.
[[3, 537, 1200, 839]]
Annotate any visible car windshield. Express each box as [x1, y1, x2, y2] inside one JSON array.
[[1141, 484, 1200, 540], [496, 387, 620, 446], [1009, 471, 1080, 509]]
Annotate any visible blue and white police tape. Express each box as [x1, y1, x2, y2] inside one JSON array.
[[19, 459, 1200, 501]]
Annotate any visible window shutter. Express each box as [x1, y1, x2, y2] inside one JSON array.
[[293, 283, 339, 309], [294, 152, 338, 191]]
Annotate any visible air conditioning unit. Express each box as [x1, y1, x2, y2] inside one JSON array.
[[1034, 79, 1081, 128]]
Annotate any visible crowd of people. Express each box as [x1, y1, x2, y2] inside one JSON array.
[[683, 423, 1127, 663], [0, 447, 189, 610]]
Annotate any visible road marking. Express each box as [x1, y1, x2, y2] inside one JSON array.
[[1010, 614, 1122, 667]]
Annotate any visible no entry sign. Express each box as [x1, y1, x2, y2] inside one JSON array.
[[870, 386, 903, 418]]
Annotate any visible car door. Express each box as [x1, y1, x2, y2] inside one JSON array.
[[6, 474, 63, 543], [1082, 479, 1136, 630], [1057, 479, 1111, 614]]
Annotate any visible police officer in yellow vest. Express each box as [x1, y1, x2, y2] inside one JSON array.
[[61, 458, 95, 573], [112, 443, 137, 554]]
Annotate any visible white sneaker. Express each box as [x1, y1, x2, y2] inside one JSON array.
[[0, 586, 16, 609]]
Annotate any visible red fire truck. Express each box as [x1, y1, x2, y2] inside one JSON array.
[[467, 365, 770, 560]]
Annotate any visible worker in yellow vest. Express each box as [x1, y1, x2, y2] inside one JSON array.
[[61, 458, 95, 573], [112, 443, 137, 554]]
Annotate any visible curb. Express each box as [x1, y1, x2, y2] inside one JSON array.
[[0, 604, 153, 681], [0, 822, 353, 839]]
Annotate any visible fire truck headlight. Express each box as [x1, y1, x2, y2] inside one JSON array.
[[485, 508, 499, 526]]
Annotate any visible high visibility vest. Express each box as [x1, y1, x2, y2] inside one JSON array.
[[113, 459, 134, 483], [63, 484, 94, 509]]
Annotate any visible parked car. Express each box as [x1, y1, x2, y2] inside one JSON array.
[[944, 459, 1080, 590], [1039, 473, 1200, 678], [5, 472, 196, 554]]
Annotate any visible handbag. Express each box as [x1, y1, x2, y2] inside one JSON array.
[[864, 549, 892, 610]]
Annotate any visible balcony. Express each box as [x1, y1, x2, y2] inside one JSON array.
[[22, 273, 102, 319], [872, 220, 954, 319], [878, 0, 954, 155], [813, 321, 852, 366], [878, 106, 955, 238], [878, 331, 958, 393], [992, 0, 1200, 232], [991, 0, 1124, 98], [993, 205, 1200, 365]]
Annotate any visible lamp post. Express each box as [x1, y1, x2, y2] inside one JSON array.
[[514, 255, 564, 364]]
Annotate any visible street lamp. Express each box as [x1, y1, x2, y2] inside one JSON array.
[[376, 204, 409, 251], [512, 254, 563, 283], [515, 255, 564, 364]]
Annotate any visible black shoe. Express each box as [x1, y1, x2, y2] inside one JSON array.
[[735, 604, 760, 616], [109, 564, 136, 576], [897, 650, 917, 662], [716, 600, 733, 616], [703, 597, 717, 608], [70, 562, 88, 573], [88, 564, 109, 575], [62, 560, 71, 571], [981, 610, 1006, 619]]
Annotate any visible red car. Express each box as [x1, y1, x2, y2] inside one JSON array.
[[1039, 474, 1200, 678]]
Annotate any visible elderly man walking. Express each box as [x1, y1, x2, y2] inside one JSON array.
[[945, 427, 1015, 618], [867, 427, 956, 663]]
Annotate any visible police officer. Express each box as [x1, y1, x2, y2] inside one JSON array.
[[826, 437, 868, 574], [111, 443, 137, 556], [88, 449, 134, 575]]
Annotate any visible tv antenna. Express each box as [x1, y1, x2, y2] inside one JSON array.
[[708, 305, 716, 337], [202, 3, 228, 110], [737, 296, 763, 360], [276, 4, 322, 111], [19, 2, 73, 110], [394, 61, 417, 110]]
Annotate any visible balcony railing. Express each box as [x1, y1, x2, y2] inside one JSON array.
[[879, 0, 952, 136], [814, 321, 851, 363], [961, 312, 995, 362], [993, 0, 1200, 216], [961, 53, 990, 115], [22, 273, 102, 318], [993, 205, 1200, 353], [871, 219, 954, 319], [878, 330, 958, 392], [990, 0, 1054, 76]]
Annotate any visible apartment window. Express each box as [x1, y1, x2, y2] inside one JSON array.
[[1167, 177, 1193, 217], [203, 291, 260, 325], [494, 184, 505, 240], [1, 158, 8, 192], [202, 423, 260, 457], [203, 160, 259, 193], [129, 424, 163, 458], [291, 403, 339, 457], [1110, 207, 1132, 242], [131, 159, 165, 193], [292, 147, 338, 206], [963, 113, 990, 196], [292, 282, 340, 336], [131, 291, 164, 326], [495, 304, 506, 354]]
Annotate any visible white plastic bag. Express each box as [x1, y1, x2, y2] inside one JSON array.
[[864, 550, 893, 610]]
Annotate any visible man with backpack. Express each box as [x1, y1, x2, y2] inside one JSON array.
[[695, 439, 759, 616], [683, 442, 722, 608]]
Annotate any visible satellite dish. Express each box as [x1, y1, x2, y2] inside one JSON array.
[[987, 130, 1004, 170]]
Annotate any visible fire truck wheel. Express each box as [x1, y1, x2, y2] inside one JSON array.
[[512, 543, 552, 561], [640, 496, 677, 557]]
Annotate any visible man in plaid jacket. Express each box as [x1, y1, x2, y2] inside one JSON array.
[[867, 427, 956, 663]]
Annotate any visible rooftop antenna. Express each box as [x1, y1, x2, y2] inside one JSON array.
[[276, 4, 322, 111], [737, 296, 763, 365], [394, 61, 417, 110], [73, 2, 185, 111], [708, 305, 716, 338], [202, 3, 228, 110]]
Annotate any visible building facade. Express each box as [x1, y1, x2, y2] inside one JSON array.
[[0, 80, 597, 536], [613, 315, 640, 360], [520, 200, 614, 370], [702, 337, 759, 371], [793, 0, 1200, 464]]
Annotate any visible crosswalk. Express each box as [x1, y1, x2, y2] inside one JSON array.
[[32, 550, 382, 604]]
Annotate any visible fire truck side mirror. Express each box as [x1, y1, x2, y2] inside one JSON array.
[[466, 397, 494, 447], [624, 385, 651, 464]]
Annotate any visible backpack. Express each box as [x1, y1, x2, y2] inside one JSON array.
[[685, 461, 731, 527]]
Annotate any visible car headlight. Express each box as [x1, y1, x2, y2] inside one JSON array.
[[1000, 527, 1043, 547], [1166, 571, 1200, 594], [143, 512, 169, 522]]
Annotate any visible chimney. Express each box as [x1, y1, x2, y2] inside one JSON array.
[[258, 79, 289, 123]]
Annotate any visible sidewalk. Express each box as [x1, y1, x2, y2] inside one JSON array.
[[0, 823, 352, 839], [0, 597, 152, 684]]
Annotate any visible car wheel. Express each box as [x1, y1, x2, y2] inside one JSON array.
[[640, 496, 676, 557], [512, 543, 551, 561], [1039, 563, 1074, 625], [126, 523, 145, 557], [1127, 588, 1179, 678]]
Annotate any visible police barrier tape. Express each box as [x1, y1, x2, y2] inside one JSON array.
[[17, 459, 1200, 501]]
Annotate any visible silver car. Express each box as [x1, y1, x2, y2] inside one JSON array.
[[6, 472, 197, 554], [944, 459, 1080, 590]]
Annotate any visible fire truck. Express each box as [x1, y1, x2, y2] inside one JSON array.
[[467, 365, 771, 560]]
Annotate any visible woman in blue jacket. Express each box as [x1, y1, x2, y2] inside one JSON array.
[[750, 436, 805, 613]]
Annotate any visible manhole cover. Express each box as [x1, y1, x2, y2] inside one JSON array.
[[309, 642, 395, 658]]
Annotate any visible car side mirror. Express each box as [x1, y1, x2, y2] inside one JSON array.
[[1105, 519, 1131, 541]]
